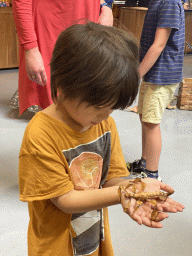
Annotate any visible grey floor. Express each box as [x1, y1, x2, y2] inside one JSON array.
[[0, 55, 192, 256]]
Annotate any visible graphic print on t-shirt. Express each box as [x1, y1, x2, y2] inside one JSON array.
[[62, 131, 111, 255], [70, 152, 103, 190]]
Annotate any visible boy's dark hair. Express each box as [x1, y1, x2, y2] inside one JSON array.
[[50, 22, 139, 110]]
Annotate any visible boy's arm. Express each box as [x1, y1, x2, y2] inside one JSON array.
[[102, 177, 130, 187], [50, 178, 184, 228], [50, 178, 133, 214], [50, 186, 120, 214], [139, 27, 172, 78], [50, 175, 132, 214]]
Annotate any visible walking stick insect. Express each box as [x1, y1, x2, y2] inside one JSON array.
[[119, 178, 174, 221]]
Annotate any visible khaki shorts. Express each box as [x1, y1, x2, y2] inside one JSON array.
[[137, 81, 179, 124]]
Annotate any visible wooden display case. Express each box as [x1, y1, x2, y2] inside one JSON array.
[[0, 5, 191, 69], [119, 7, 147, 42], [0, 7, 19, 69], [177, 78, 192, 111], [185, 10, 192, 54]]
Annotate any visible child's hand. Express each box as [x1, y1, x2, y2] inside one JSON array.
[[119, 178, 185, 228]]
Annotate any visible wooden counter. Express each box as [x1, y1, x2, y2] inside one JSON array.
[[0, 5, 191, 69], [119, 7, 147, 42], [0, 7, 19, 69], [117, 7, 192, 54], [185, 10, 192, 54]]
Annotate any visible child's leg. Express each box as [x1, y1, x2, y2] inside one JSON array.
[[137, 82, 179, 178], [141, 119, 161, 171], [129, 82, 147, 174], [140, 114, 146, 160]]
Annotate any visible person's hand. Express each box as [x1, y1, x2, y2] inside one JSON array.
[[183, 3, 189, 9], [98, 6, 113, 26], [120, 178, 185, 228], [25, 47, 47, 86]]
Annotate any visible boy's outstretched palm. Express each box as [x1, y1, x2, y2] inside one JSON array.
[[120, 178, 185, 228]]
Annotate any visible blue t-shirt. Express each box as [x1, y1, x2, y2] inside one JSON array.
[[140, 0, 185, 85], [105, 0, 114, 8]]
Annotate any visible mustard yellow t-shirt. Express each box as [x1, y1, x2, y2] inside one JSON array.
[[19, 112, 129, 256]]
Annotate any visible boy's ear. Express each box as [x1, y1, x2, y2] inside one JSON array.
[[56, 88, 61, 102], [56, 87, 65, 105], [57, 87, 66, 99], [57, 87, 62, 95]]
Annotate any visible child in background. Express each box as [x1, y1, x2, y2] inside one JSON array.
[[19, 22, 184, 256], [104, 0, 114, 8], [130, 0, 185, 181]]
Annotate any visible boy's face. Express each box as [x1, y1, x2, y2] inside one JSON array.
[[57, 97, 114, 132]]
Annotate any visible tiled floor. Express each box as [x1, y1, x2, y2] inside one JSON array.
[[0, 54, 192, 256]]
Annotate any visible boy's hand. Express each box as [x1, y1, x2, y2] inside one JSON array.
[[120, 178, 185, 228]]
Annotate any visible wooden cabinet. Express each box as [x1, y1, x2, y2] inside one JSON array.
[[118, 7, 192, 54], [0, 5, 191, 69], [185, 10, 192, 54], [119, 7, 147, 42], [112, 2, 126, 20], [0, 7, 19, 69]]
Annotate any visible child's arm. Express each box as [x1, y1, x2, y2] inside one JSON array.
[[50, 178, 184, 228], [103, 177, 131, 187], [139, 27, 172, 78], [50, 178, 134, 214], [51, 186, 120, 213]]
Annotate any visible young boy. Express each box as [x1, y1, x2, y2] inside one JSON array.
[[19, 22, 184, 256], [130, 0, 185, 180]]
